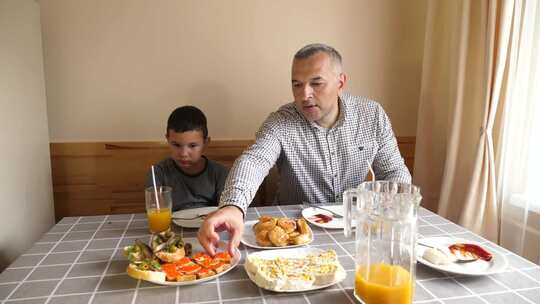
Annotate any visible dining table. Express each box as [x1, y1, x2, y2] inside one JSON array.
[[1, 204, 539, 304]]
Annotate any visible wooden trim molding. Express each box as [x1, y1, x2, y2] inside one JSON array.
[[50, 137, 415, 221]]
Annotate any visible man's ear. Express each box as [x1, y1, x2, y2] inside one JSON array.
[[338, 73, 347, 91]]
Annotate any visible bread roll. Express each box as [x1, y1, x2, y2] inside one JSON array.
[[268, 226, 289, 247], [126, 264, 166, 282]]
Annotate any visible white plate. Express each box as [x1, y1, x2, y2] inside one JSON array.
[[416, 237, 508, 276], [141, 237, 241, 286], [240, 220, 313, 249], [302, 205, 346, 229], [244, 247, 346, 292], [172, 206, 217, 228]]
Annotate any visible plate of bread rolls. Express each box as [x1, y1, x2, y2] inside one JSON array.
[[241, 215, 313, 249]]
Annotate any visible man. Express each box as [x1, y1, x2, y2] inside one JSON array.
[[198, 43, 411, 255]]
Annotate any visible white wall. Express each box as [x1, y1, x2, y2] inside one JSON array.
[[0, 0, 54, 270], [40, 0, 427, 141]]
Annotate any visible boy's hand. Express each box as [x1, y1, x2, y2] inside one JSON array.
[[197, 205, 244, 257]]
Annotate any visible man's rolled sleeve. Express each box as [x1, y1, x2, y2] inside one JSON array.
[[219, 113, 283, 214]]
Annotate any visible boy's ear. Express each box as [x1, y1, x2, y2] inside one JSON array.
[[205, 136, 211, 145]]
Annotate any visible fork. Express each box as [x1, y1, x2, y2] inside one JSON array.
[[172, 214, 208, 220]]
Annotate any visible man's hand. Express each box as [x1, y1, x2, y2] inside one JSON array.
[[197, 205, 244, 257]]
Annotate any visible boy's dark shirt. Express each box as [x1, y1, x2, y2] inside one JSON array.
[[145, 156, 229, 211]]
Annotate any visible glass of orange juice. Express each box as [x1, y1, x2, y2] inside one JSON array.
[[145, 186, 172, 233]]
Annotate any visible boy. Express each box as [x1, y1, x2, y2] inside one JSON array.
[[146, 106, 229, 211]]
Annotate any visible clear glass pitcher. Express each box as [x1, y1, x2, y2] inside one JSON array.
[[343, 181, 421, 304]]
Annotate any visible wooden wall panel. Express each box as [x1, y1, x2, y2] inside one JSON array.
[[397, 136, 416, 174], [50, 138, 415, 221]]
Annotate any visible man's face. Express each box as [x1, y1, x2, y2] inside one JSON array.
[[291, 52, 346, 128], [166, 129, 206, 172]]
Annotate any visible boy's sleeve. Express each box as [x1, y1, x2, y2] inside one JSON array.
[[215, 165, 229, 203]]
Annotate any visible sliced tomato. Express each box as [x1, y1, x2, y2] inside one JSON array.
[[193, 252, 211, 264], [214, 252, 231, 263], [197, 267, 213, 276], [197, 258, 216, 269], [179, 263, 202, 275], [197, 259, 210, 268], [206, 260, 224, 270], [161, 263, 178, 280], [174, 257, 193, 267]]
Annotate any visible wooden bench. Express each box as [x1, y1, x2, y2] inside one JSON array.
[[50, 138, 415, 221]]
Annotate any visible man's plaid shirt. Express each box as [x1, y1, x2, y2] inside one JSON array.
[[220, 93, 411, 214]]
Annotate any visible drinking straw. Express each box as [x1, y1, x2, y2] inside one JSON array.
[[369, 164, 375, 182], [151, 165, 160, 209]]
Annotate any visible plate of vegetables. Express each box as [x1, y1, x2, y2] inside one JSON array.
[[124, 230, 240, 285]]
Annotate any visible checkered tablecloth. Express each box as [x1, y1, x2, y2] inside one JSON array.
[[1, 205, 539, 304]]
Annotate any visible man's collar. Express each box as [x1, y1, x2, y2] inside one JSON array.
[[307, 95, 346, 131], [334, 95, 346, 128]]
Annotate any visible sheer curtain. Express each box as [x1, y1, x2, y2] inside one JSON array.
[[497, 0, 540, 263], [415, 0, 540, 262], [414, 0, 505, 241]]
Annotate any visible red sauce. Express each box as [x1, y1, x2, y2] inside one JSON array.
[[448, 243, 493, 261], [309, 214, 333, 223]]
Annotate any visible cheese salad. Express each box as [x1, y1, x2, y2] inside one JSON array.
[[245, 249, 346, 291]]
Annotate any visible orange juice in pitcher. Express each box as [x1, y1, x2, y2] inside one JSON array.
[[344, 181, 422, 304], [355, 263, 413, 304]]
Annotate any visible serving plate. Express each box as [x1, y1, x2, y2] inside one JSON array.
[[172, 206, 217, 228], [131, 237, 241, 286], [301, 205, 346, 229], [416, 236, 508, 276], [240, 220, 313, 249], [244, 247, 346, 292]]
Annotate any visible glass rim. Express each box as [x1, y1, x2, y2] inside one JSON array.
[[357, 181, 421, 193]]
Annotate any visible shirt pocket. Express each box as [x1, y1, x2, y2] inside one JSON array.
[[354, 140, 379, 164]]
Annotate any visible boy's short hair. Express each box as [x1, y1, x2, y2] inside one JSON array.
[[167, 106, 208, 139]]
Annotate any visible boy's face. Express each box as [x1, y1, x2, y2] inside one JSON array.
[[166, 129, 207, 173]]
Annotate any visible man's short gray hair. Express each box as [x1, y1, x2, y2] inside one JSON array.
[[293, 43, 343, 72]]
